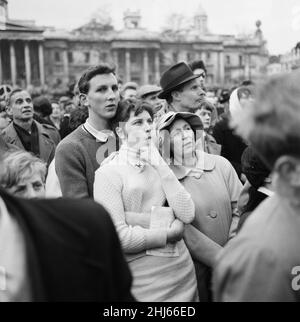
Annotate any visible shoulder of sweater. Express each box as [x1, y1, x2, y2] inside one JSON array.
[[56, 126, 96, 149], [95, 161, 130, 186]]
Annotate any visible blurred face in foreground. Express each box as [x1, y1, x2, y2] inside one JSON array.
[[6, 171, 45, 199]]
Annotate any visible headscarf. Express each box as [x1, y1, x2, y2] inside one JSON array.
[[229, 88, 243, 129]]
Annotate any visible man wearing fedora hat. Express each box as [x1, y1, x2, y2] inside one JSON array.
[[158, 62, 206, 114]]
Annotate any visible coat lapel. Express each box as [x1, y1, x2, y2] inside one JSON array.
[[35, 122, 55, 165], [2, 124, 25, 149]]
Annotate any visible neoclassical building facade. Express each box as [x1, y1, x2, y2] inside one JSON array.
[[0, 0, 45, 87], [0, 0, 269, 89]]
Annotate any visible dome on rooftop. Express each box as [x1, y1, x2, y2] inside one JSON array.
[[195, 4, 207, 16]]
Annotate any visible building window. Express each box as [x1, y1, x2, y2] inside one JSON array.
[[84, 52, 90, 63], [68, 52, 73, 63], [187, 52, 192, 61], [206, 52, 211, 60], [226, 55, 231, 65], [54, 51, 61, 62], [100, 52, 107, 62], [131, 51, 137, 63], [173, 52, 178, 63], [239, 55, 243, 66]]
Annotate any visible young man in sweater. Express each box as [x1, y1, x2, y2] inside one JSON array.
[[55, 64, 120, 199]]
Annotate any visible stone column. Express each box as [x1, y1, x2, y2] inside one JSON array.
[[244, 54, 251, 80], [218, 51, 225, 85], [154, 51, 160, 84], [0, 41, 2, 84], [195, 52, 201, 60], [9, 41, 17, 86], [38, 42, 45, 86], [125, 49, 131, 82], [24, 41, 31, 87], [201, 51, 206, 62], [143, 50, 149, 84], [113, 50, 118, 71], [62, 49, 69, 83]]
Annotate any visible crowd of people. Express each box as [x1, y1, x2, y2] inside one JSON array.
[[0, 57, 299, 302]]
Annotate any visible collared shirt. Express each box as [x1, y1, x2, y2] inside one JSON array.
[[0, 197, 32, 302], [82, 120, 114, 143], [13, 121, 40, 156], [171, 151, 212, 180]]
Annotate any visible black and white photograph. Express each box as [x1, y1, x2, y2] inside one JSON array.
[[0, 0, 300, 307]]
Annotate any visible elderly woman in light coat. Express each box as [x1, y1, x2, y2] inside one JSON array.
[[157, 111, 243, 301]]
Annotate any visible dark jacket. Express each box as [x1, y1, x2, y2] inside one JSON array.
[[213, 116, 247, 178], [0, 188, 134, 302], [1, 121, 60, 165], [0, 134, 18, 153]]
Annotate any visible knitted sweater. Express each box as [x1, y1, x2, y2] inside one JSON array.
[[93, 146, 195, 260], [55, 126, 117, 199]]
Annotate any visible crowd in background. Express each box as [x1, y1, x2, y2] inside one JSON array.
[[0, 58, 299, 302]]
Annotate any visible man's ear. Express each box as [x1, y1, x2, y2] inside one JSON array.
[[171, 90, 181, 102], [79, 93, 89, 108], [274, 156, 300, 187], [6, 105, 12, 117]]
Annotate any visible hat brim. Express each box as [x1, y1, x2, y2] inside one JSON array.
[[158, 74, 200, 99], [157, 112, 203, 132], [138, 89, 161, 99]]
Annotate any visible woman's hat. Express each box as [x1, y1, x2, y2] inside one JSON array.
[[157, 111, 203, 132], [158, 62, 200, 99]]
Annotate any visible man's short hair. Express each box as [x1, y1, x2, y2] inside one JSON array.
[[7, 88, 25, 106], [112, 99, 154, 130], [78, 64, 116, 95], [33, 96, 52, 117], [0, 150, 47, 190], [238, 71, 300, 169]]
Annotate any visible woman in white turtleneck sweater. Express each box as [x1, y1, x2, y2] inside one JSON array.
[[93, 101, 198, 302]]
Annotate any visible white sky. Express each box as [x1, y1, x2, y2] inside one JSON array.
[[7, 0, 300, 55]]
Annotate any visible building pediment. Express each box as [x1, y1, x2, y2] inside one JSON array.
[[0, 19, 44, 32]]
